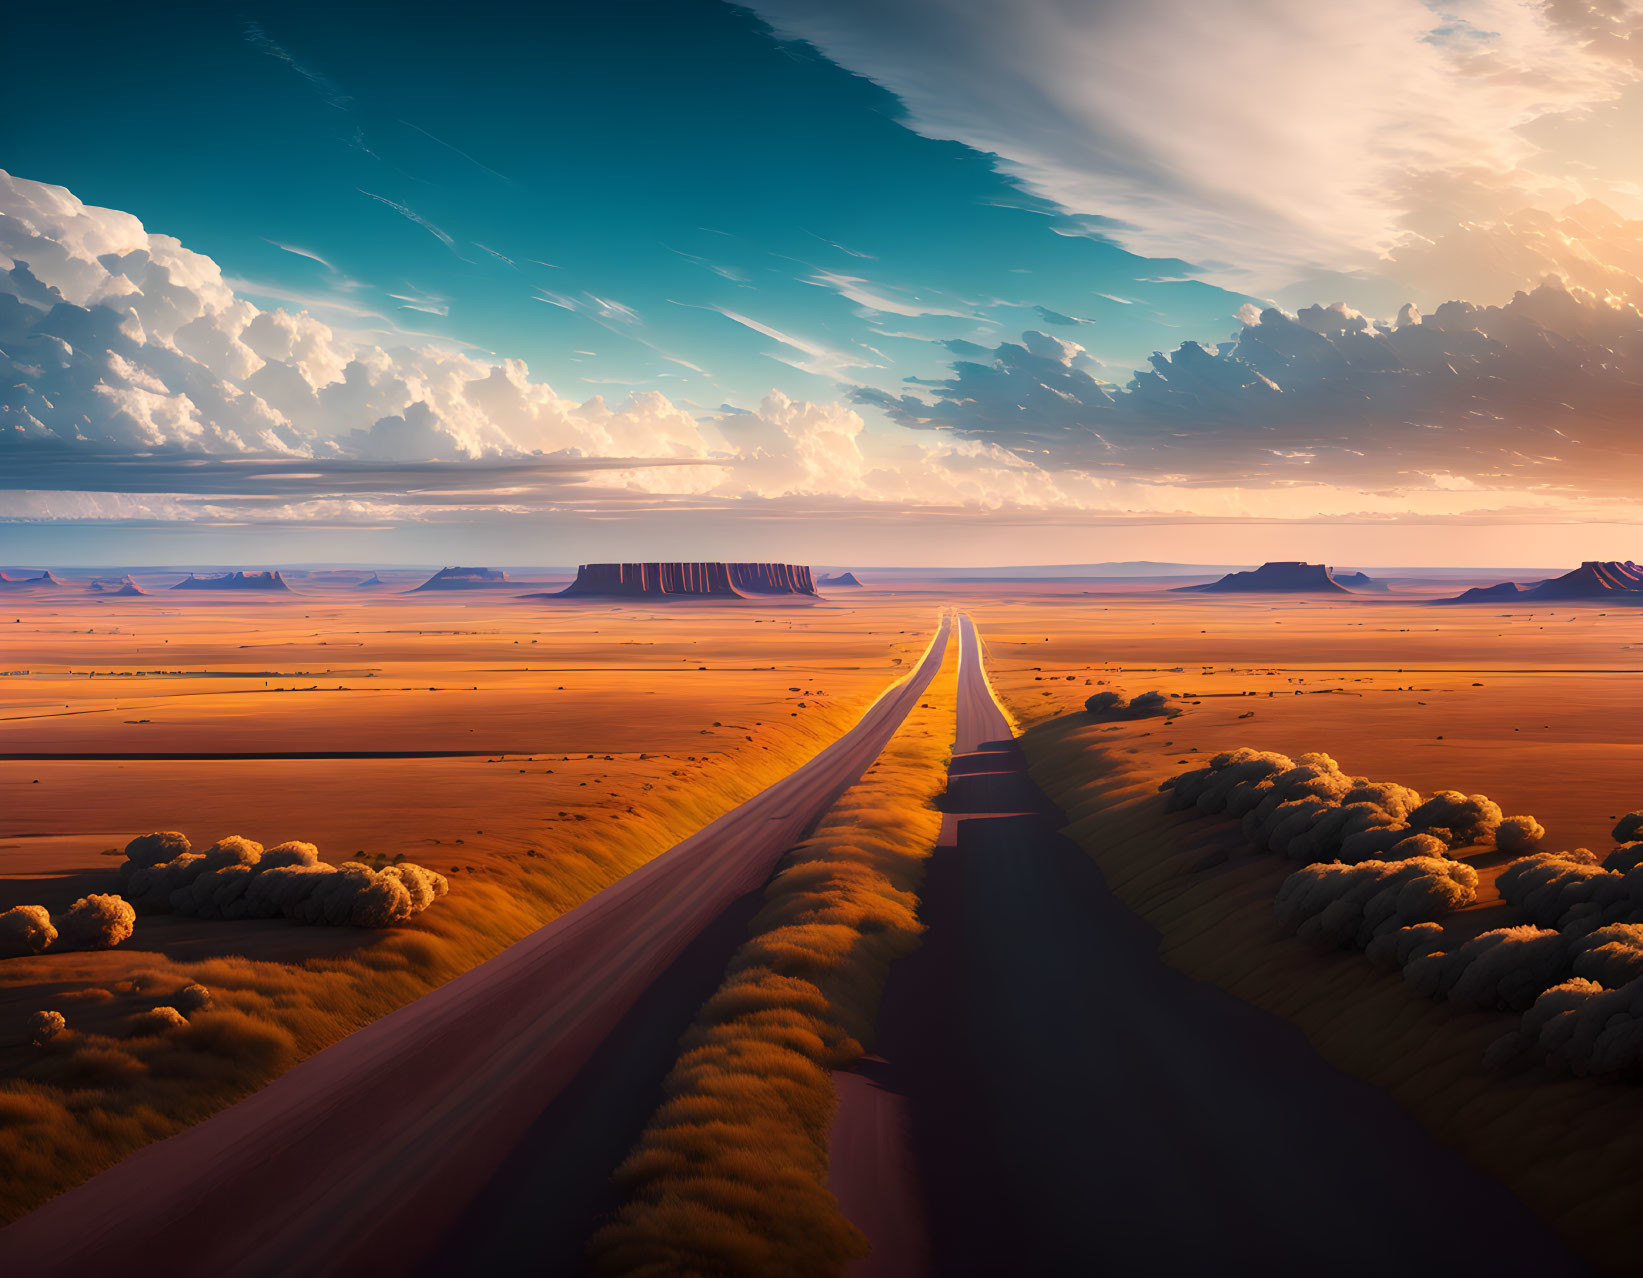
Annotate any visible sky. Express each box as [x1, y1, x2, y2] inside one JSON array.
[[3, 0, 1640, 567]]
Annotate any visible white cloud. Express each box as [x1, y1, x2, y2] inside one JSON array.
[[7, 169, 1637, 533], [746, 0, 1643, 299]]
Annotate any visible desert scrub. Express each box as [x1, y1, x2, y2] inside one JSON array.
[[0, 636, 937, 1226], [1010, 710, 1643, 1276], [589, 637, 959, 1278]]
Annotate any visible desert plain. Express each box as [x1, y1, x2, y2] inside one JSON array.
[[1, 568, 1640, 1272]]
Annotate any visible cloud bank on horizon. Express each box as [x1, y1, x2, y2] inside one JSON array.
[[2, 169, 1639, 540], [2, 0, 1641, 560]]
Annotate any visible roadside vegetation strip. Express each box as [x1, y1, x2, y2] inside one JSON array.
[[1008, 704, 1643, 1276], [589, 638, 960, 1278], [0, 653, 920, 1227]]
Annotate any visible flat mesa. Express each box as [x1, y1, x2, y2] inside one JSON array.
[[411, 567, 514, 592], [551, 562, 821, 599], [1174, 561, 1365, 594]]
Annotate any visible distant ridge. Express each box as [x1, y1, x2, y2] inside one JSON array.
[[90, 575, 147, 596], [0, 571, 64, 589], [1436, 581, 1528, 605], [357, 573, 385, 587], [1174, 561, 1351, 594], [1437, 560, 1642, 604], [171, 571, 291, 592], [818, 572, 864, 587], [411, 567, 511, 591], [554, 562, 819, 599], [1332, 570, 1388, 592], [1526, 559, 1642, 599]]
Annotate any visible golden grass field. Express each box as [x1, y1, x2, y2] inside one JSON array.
[[0, 584, 940, 1221], [968, 591, 1643, 1275], [5, 577, 1641, 1268], [591, 629, 958, 1278]]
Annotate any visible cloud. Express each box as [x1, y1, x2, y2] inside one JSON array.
[[242, 20, 353, 112], [860, 286, 1643, 495], [6, 169, 1638, 534], [0, 171, 722, 469], [356, 189, 466, 259], [804, 269, 978, 319], [745, 0, 1643, 300]]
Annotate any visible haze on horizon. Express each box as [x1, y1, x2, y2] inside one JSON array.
[[3, 0, 1640, 568]]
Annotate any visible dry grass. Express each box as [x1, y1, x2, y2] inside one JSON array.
[[587, 637, 959, 1278], [1011, 708, 1643, 1277], [0, 601, 942, 1224]]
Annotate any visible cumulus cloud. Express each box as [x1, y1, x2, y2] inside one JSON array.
[[0, 172, 719, 468], [862, 285, 1643, 493], [2, 172, 1131, 522], [8, 170, 1638, 528]]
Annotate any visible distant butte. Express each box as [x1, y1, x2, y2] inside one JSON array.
[[171, 571, 292, 592], [551, 562, 819, 599], [411, 567, 512, 591], [1174, 561, 1354, 594], [818, 572, 864, 587], [90, 575, 148, 596], [357, 573, 386, 587], [0, 570, 64, 589], [1437, 560, 1642, 604]]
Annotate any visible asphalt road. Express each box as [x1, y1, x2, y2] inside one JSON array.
[[0, 616, 951, 1278], [832, 613, 1585, 1277]]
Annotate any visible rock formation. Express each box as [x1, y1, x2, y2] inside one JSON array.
[[1436, 561, 1641, 604], [356, 572, 386, 587], [171, 571, 292, 592], [0, 571, 64, 589], [1332, 570, 1388, 592], [556, 562, 819, 598], [818, 572, 864, 587], [90, 575, 147, 596], [411, 566, 511, 591], [1174, 561, 1350, 594], [1436, 581, 1526, 605], [1526, 560, 1643, 599]]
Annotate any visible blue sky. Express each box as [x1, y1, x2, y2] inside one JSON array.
[[5, 0, 1245, 410], [3, 0, 1640, 566]]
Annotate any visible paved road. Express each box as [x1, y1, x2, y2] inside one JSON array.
[[833, 613, 1584, 1277], [0, 617, 951, 1278]]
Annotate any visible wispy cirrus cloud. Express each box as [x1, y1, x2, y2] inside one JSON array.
[[746, 0, 1643, 303]]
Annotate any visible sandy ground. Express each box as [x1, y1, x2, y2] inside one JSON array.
[[967, 589, 1641, 852], [3, 577, 1635, 1266], [0, 590, 935, 1003], [0, 620, 952, 1277], [0, 585, 944, 1221]]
